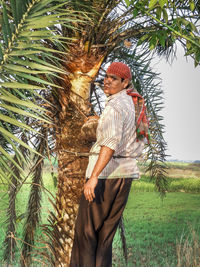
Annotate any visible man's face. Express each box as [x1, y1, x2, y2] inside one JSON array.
[[103, 73, 129, 96]]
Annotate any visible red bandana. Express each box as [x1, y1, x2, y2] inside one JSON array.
[[127, 88, 150, 143]]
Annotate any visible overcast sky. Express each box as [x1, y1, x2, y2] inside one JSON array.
[[153, 45, 200, 161]]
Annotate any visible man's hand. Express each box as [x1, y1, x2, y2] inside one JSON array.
[[84, 146, 114, 202], [84, 177, 98, 202], [81, 115, 99, 142]]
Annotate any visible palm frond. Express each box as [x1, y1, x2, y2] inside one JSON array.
[[3, 157, 21, 263], [21, 127, 46, 266], [126, 49, 168, 195], [0, 0, 86, 182], [3, 132, 29, 264], [93, 45, 168, 195]]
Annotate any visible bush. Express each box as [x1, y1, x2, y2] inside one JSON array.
[[133, 176, 200, 193], [169, 179, 200, 193], [133, 181, 155, 192]]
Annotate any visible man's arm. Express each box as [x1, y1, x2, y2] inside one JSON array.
[[84, 146, 114, 202]]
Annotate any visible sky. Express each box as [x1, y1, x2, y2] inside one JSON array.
[[153, 45, 200, 161]]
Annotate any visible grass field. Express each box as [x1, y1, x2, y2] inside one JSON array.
[[113, 191, 200, 266], [0, 161, 200, 266]]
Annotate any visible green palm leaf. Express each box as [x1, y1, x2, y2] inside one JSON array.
[[0, 0, 86, 183], [0, 144, 24, 173]]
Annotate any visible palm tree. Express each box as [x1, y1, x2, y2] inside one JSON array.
[[41, 2, 169, 265], [1, 0, 199, 266]]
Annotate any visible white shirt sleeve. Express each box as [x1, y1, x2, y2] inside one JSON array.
[[98, 104, 123, 151]]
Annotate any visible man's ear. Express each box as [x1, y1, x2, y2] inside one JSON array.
[[123, 79, 130, 88]]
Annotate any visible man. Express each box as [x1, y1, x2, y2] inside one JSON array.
[[70, 62, 146, 267]]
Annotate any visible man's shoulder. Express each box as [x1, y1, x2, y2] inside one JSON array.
[[109, 91, 133, 111]]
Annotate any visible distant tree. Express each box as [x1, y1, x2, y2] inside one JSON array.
[[194, 160, 200, 163]]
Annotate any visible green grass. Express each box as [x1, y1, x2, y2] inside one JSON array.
[[113, 191, 200, 267], [169, 178, 200, 193], [133, 175, 200, 193], [1, 163, 200, 266], [139, 161, 200, 179], [0, 172, 56, 264]]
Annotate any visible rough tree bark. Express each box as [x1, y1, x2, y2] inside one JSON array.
[[51, 43, 104, 266]]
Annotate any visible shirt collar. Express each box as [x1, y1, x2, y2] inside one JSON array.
[[106, 89, 126, 103]]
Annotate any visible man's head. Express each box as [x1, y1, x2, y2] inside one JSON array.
[[104, 62, 132, 95]]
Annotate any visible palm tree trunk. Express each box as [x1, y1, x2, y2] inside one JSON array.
[[51, 48, 104, 266]]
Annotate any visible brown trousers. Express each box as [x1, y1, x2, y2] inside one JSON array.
[[69, 178, 132, 267]]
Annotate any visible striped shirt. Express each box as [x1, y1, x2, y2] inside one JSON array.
[[85, 89, 145, 179]]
